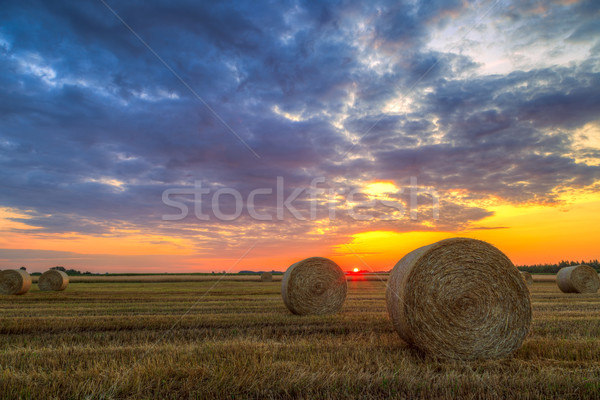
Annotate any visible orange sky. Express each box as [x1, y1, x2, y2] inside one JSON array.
[[2, 190, 598, 273], [332, 192, 600, 271], [1, 0, 599, 274]]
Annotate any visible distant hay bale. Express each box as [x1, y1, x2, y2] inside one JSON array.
[[386, 238, 532, 360], [0, 269, 32, 295], [556, 265, 599, 294], [261, 272, 273, 282], [521, 271, 533, 285], [281, 257, 347, 315], [39, 270, 69, 291]]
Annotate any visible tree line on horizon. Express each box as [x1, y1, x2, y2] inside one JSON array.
[[517, 260, 600, 274], [10, 260, 600, 276]]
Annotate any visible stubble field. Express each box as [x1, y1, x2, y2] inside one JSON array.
[[1, 276, 599, 399]]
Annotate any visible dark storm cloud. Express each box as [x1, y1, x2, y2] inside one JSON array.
[[0, 0, 599, 246]]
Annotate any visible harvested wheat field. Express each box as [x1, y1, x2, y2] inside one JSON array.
[[1, 277, 599, 399], [29, 274, 285, 283]]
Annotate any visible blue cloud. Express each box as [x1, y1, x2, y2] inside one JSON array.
[[0, 0, 598, 249]]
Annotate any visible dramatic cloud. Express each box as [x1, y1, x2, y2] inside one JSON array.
[[0, 0, 599, 269]]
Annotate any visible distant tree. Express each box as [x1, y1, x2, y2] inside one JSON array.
[[65, 269, 81, 275], [518, 259, 600, 274], [19, 266, 26, 271], [51, 266, 67, 272]]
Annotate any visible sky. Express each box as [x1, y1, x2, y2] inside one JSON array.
[[1, 0, 599, 273]]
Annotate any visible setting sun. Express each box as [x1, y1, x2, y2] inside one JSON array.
[[353, 267, 359, 273]]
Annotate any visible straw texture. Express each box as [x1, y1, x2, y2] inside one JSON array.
[[386, 238, 532, 360], [521, 271, 533, 285], [556, 265, 599, 294], [0, 269, 32, 295], [261, 272, 273, 282], [281, 257, 347, 315], [39, 270, 70, 291]]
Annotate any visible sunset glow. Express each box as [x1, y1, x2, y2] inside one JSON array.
[[1, 0, 598, 273]]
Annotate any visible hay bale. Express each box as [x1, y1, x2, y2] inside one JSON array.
[[386, 237, 532, 360], [281, 257, 347, 315], [0, 269, 32, 295], [260, 272, 273, 282], [556, 265, 599, 294], [39, 270, 69, 291], [520, 271, 533, 285]]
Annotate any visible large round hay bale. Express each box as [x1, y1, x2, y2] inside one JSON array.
[[556, 265, 599, 294], [386, 238, 532, 360], [0, 269, 32, 295], [520, 271, 533, 285], [38, 270, 69, 291], [260, 271, 273, 282], [281, 257, 347, 315]]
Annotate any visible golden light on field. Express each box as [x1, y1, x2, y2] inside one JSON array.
[[3, 276, 600, 397], [3, 0, 600, 397]]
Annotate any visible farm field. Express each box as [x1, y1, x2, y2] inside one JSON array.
[[25, 273, 389, 284], [24, 272, 557, 283], [1, 277, 599, 399]]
